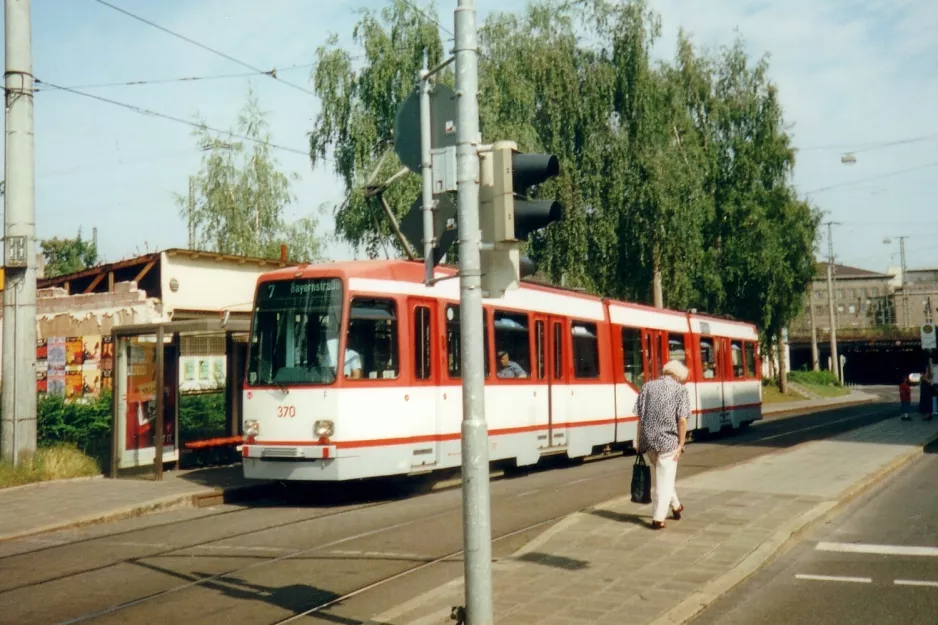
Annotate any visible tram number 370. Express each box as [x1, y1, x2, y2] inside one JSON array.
[[277, 405, 297, 418]]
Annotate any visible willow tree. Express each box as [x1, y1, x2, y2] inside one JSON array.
[[179, 89, 325, 262], [308, 0, 818, 339]]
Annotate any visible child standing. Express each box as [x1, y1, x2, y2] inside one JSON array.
[[900, 376, 912, 421]]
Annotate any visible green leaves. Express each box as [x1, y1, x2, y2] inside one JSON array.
[[309, 0, 819, 340], [179, 88, 324, 263], [40, 230, 98, 278]]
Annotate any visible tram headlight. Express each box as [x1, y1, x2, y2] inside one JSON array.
[[244, 420, 260, 437], [314, 420, 334, 438]]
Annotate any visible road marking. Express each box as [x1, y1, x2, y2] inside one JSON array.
[[795, 574, 872, 584], [816, 542, 938, 557], [895, 579, 938, 587], [518, 489, 540, 497], [754, 414, 872, 443]]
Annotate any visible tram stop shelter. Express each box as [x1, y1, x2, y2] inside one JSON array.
[[109, 316, 250, 480]]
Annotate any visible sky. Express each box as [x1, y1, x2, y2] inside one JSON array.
[[1, 0, 936, 274]]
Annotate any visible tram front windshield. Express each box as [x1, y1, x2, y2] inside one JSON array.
[[246, 277, 345, 386]]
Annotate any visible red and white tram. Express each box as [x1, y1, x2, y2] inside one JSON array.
[[240, 260, 762, 482]]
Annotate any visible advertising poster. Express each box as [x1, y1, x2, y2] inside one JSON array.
[[47, 369, 66, 397], [65, 368, 83, 401], [102, 368, 113, 393], [82, 365, 101, 397], [37, 369, 48, 396], [101, 335, 114, 371], [83, 335, 101, 364], [36, 339, 48, 362], [122, 338, 174, 453], [66, 337, 84, 367], [48, 337, 66, 368]]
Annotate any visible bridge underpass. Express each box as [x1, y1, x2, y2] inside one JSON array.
[[789, 338, 929, 386]]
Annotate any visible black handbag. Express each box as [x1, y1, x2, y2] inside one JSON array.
[[631, 453, 652, 504]]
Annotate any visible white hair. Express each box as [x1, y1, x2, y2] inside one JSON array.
[[662, 359, 689, 382]]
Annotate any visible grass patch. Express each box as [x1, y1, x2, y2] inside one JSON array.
[[801, 382, 850, 398], [0, 445, 101, 489], [762, 385, 804, 404]]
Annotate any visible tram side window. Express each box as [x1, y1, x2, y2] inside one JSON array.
[[700, 338, 717, 379], [535, 320, 546, 380], [494, 310, 530, 378], [553, 322, 564, 379], [731, 341, 744, 378], [446, 305, 490, 378], [621, 327, 644, 387], [668, 333, 687, 364], [572, 321, 600, 379], [347, 298, 399, 380], [414, 306, 431, 380], [744, 342, 757, 379]]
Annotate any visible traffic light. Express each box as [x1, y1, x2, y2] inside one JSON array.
[[479, 140, 564, 296]]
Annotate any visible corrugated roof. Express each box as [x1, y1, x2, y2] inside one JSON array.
[[814, 262, 893, 279]]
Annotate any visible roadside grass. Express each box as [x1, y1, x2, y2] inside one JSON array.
[[762, 385, 803, 404], [802, 382, 850, 398], [0, 446, 100, 489]]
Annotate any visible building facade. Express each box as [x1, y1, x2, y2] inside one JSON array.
[[790, 263, 896, 339]]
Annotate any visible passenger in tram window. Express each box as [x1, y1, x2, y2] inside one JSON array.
[[496, 351, 527, 378], [635, 359, 690, 530], [325, 337, 362, 379]]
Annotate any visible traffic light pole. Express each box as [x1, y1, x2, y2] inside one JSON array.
[[419, 57, 435, 285], [454, 0, 494, 623], [2, 0, 39, 466]]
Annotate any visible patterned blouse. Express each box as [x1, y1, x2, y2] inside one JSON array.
[[635, 376, 691, 453]]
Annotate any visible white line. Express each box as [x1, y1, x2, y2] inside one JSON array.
[[518, 489, 540, 497], [895, 579, 938, 587], [795, 574, 872, 584], [816, 542, 938, 557]]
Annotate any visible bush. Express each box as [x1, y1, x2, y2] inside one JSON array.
[[38, 392, 112, 469], [789, 369, 842, 387], [179, 392, 228, 443]]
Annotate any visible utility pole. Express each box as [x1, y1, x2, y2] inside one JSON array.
[[899, 235, 910, 328], [187, 177, 196, 249], [2, 0, 38, 466], [454, 0, 493, 622], [825, 221, 841, 381], [808, 293, 820, 371]]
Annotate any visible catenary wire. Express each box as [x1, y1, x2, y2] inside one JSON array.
[[91, 0, 317, 97]]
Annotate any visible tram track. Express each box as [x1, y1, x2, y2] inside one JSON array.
[[4, 397, 894, 625]]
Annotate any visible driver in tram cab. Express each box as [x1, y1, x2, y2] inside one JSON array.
[[496, 351, 527, 378], [325, 337, 363, 379]]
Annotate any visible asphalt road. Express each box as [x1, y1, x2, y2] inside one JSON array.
[[0, 387, 904, 625], [691, 433, 938, 625]]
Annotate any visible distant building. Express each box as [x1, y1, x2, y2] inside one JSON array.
[[790, 262, 896, 338]]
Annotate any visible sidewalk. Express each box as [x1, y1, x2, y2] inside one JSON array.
[[0, 465, 269, 542], [370, 415, 938, 625], [762, 388, 877, 416]]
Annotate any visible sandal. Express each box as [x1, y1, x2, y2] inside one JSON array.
[[672, 505, 684, 521]]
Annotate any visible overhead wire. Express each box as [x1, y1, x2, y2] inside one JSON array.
[[92, 0, 317, 97], [35, 64, 314, 92], [38, 79, 310, 156], [802, 159, 938, 195]]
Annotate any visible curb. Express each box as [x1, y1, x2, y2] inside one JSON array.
[[0, 474, 105, 494], [762, 394, 877, 417], [0, 483, 270, 543], [649, 429, 938, 625]]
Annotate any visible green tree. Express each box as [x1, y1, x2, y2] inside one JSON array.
[[309, 0, 819, 345], [40, 230, 98, 278], [180, 88, 325, 262]]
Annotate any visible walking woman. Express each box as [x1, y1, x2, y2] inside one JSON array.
[[635, 359, 691, 530]]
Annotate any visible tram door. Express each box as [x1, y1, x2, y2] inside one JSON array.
[[409, 298, 439, 468], [546, 316, 568, 449], [641, 329, 666, 381]]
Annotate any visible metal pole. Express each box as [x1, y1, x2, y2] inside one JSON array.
[[808, 293, 820, 371], [825, 222, 840, 381], [454, 1, 493, 623], [419, 56, 435, 284], [2, 0, 38, 466], [188, 177, 196, 249], [899, 236, 910, 328]]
